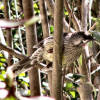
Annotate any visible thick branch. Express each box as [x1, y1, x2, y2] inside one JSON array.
[[52, 0, 64, 99], [22, 0, 40, 96], [39, 0, 49, 38], [78, 1, 93, 100]]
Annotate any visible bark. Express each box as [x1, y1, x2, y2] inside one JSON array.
[[22, 0, 40, 96], [81, 0, 88, 31], [3, 0, 12, 65], [97, 86, 100, 100], [48, 71, 52, 95], [52, 0, 64, 100], [88, 0, 93, 28], [78, 0, 93, 100], [81, 0, 90, 81], [39, 0, 49, 38], [78, 82, 93, 100], [39, 0, 53, 95], [93, 0, 100, 99]]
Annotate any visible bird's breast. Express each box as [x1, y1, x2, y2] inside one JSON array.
[[62, 46, 82, 67]]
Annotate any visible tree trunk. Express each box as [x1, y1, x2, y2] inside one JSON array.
[[93, 0, 100, 99], [78, 0, 93, 100], [39, 0, 53, 96], [52, 0, 64, 100], [22, 0, 40, 96]]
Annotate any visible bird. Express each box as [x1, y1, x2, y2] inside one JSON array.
[[7, 31, 94, 76]]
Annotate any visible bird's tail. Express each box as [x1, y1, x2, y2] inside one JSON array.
[[7, 47, 44, 77]]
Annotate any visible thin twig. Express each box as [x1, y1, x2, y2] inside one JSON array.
[[64, 0, 81, 31], [94, 51, 100, 59], [14, 0, 25, 54], [88, 22, 97, 32], [45, 0, 75, 32], [91, 65, 100, 75]]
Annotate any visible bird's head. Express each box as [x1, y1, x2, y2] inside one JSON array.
[[69, 31, 94, 47]]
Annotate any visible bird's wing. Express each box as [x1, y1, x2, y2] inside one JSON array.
[[7, 47, 44, 76]]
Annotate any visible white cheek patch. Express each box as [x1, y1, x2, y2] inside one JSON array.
[[73, 39, 82, 46], [73, 39, 89, 46]]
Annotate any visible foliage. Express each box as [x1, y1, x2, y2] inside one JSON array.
[[0, 0, 100, 100]]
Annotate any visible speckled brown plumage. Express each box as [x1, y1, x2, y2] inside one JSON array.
[[8, 31, 94, 75]]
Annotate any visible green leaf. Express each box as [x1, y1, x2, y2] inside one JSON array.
[[64, 11, 69, 15], [50, 25, 54, 33], [28, 90, 31, 95], [18, 73, 25, 77], [69, 91, 76, 98], [92, 17, 97, 21], [0, 53, 3, 57], [2, 70, 6, 75], [66, 82, 73, 90], [0, 62, 3, 66], [0, 58, 6, 63], [0, 3, 4, 10], [21, 81, 29, 87], [4, 96, 16, 100], [0, 75, 5, 81], [33, 3, 38, 9]]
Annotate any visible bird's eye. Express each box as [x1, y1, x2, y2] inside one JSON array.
[[73, 40, 88, 47], [73, 39, 83, 46], [81, 40, 88, 44], [78, 40, 89, 46]]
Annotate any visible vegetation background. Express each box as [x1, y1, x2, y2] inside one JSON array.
[[0, 0, 100, 100]]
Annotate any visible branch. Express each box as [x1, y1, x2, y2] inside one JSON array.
[[45, 0, 75, 32], [88, 0, 93, 28], [0, 42, 26, 59], [88, 22, 97, 32], [39, 0, 50, 38], [0, 16, 39, 28], [64, 0, 81, 31]]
